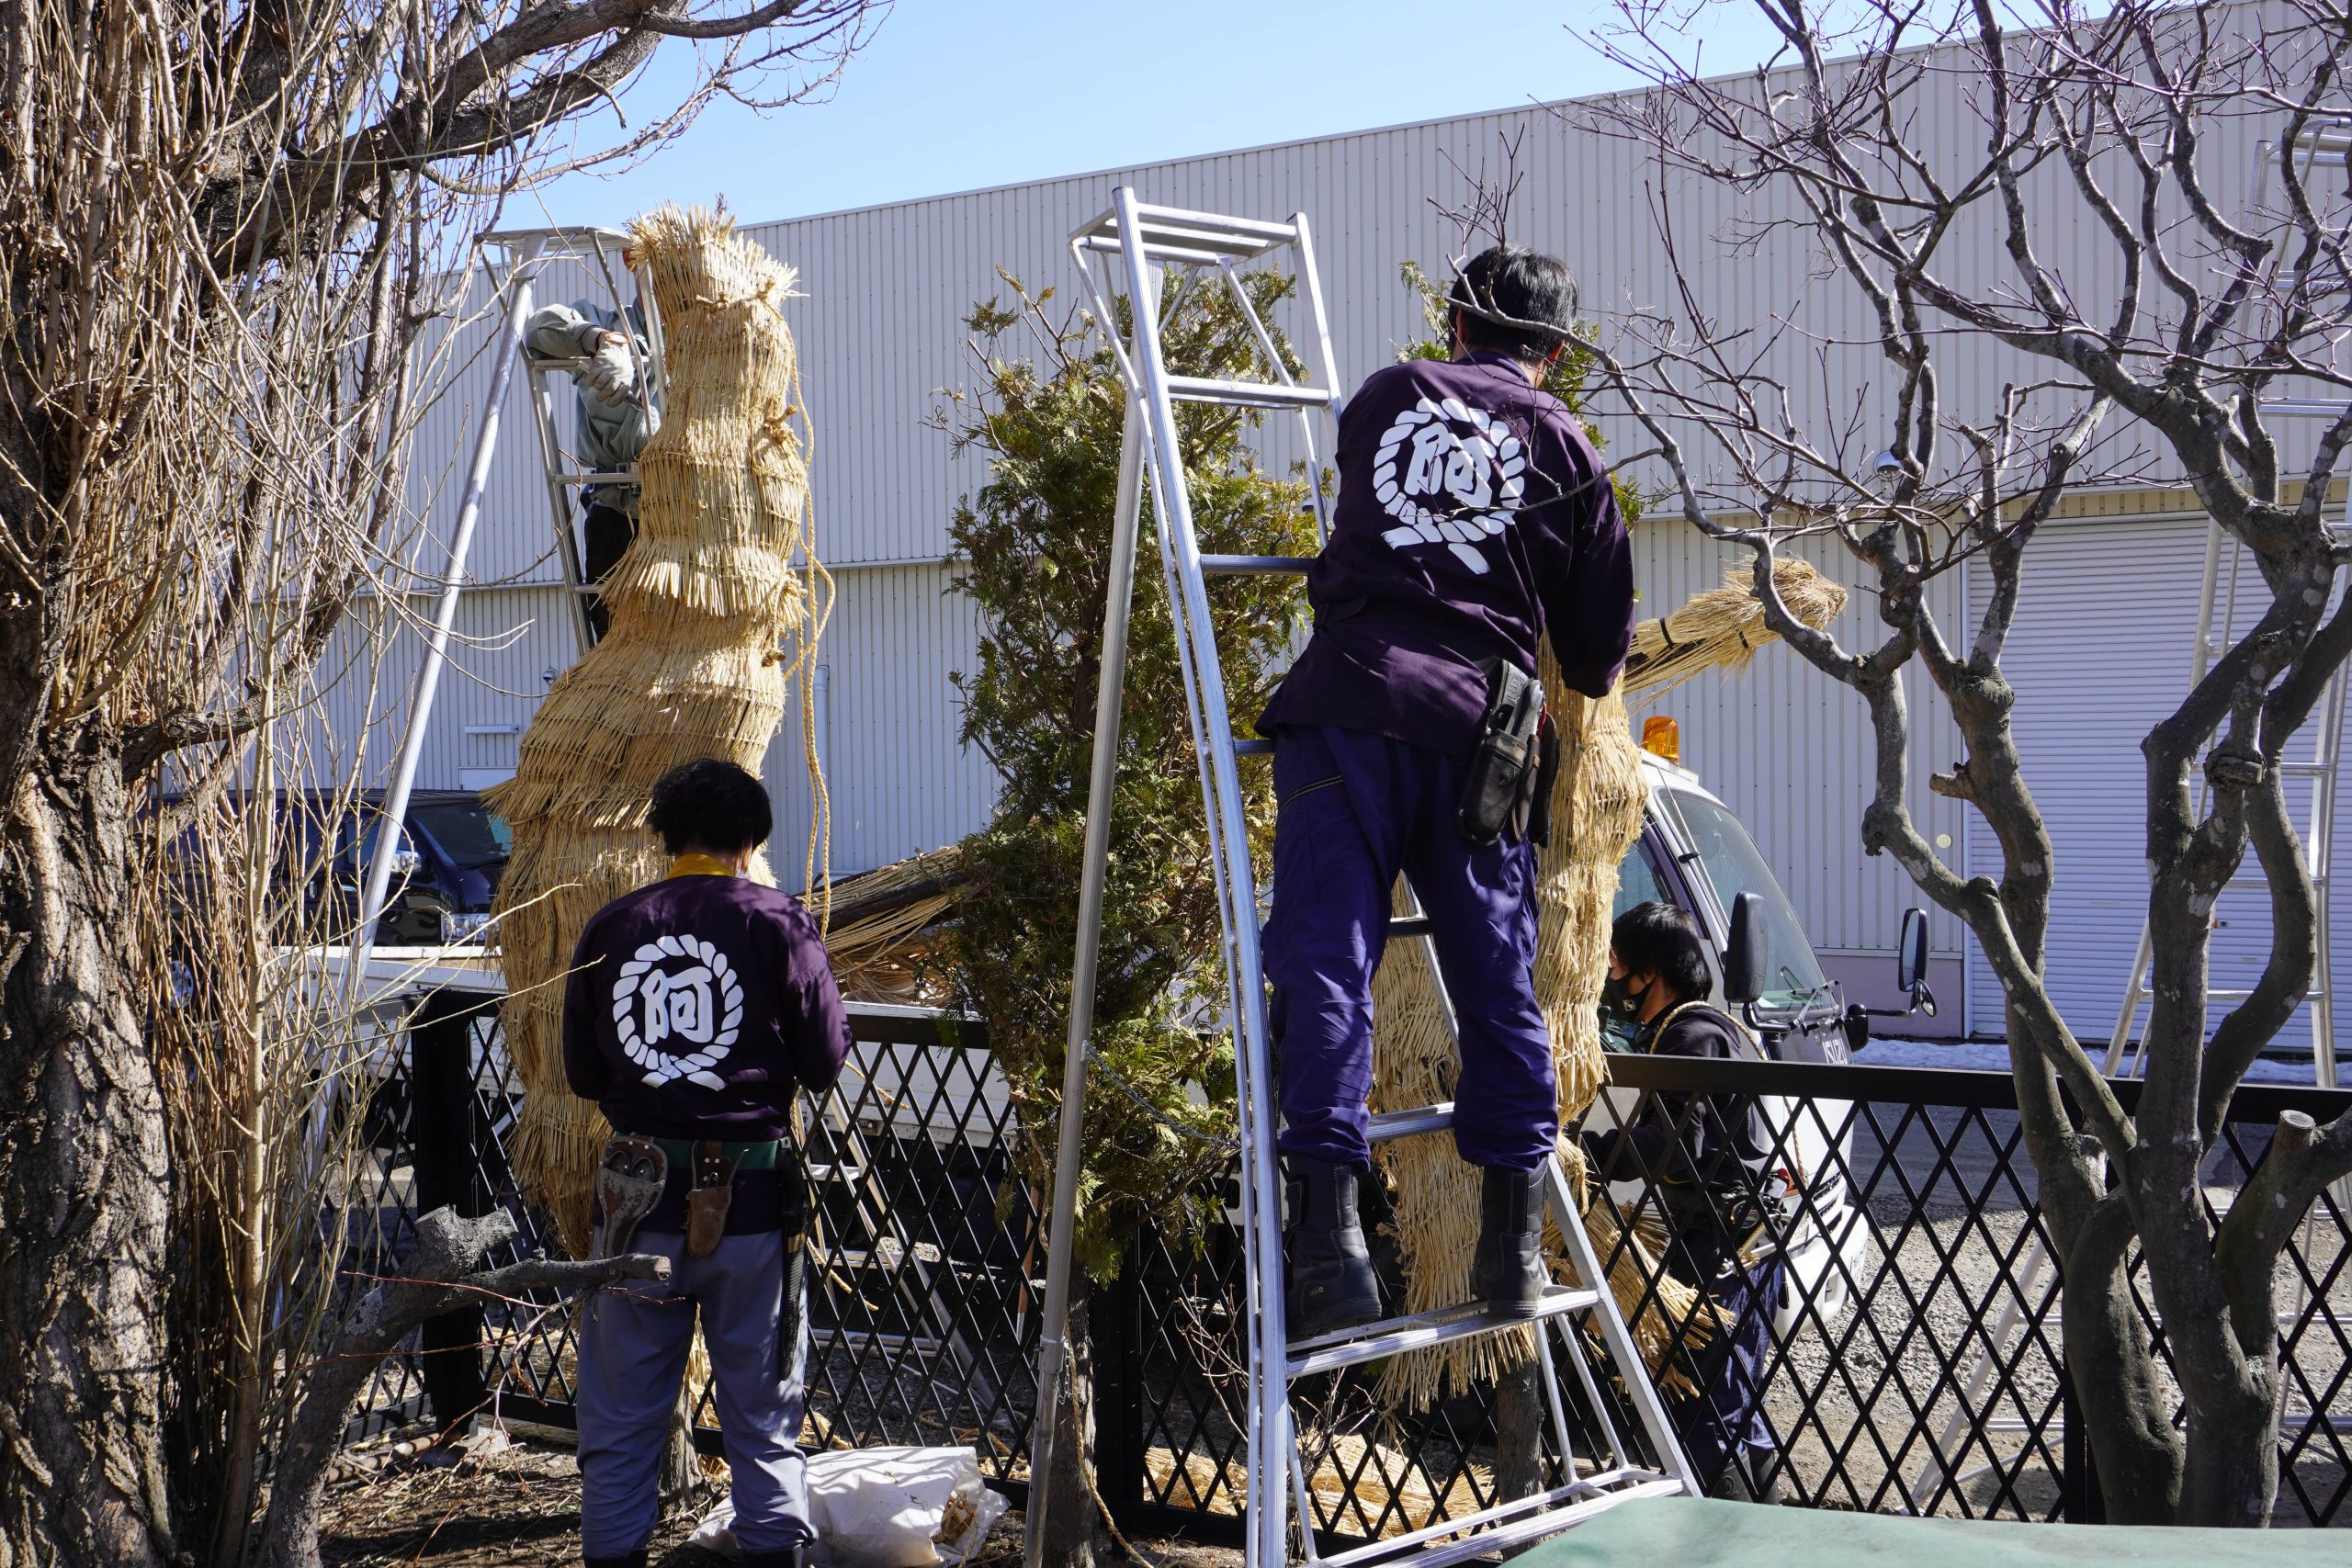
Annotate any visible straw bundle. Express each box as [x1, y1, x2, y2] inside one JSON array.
[[1145, 1435, 1489, 1536], [1623, 558, 1847, 701], [489, 206, 822, 1257]]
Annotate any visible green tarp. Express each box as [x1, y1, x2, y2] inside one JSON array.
[[1513, 1498, 2346, 1567]]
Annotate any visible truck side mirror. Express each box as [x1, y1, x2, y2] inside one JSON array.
[[1724, 892, 1766, 1005], [1891, 907, 1928, 991]]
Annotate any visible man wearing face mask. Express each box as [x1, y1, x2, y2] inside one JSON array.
[[1588, 900, 1786, 1502], [1256, 244, 1634, 1337]]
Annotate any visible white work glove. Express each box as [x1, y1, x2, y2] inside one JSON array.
[[581, 329, 639, 406]]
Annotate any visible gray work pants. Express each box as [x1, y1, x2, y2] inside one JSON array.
[[576, 1229, 811, 1556]]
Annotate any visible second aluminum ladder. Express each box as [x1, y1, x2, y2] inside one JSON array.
[[1024, 188, 1693, 1568]]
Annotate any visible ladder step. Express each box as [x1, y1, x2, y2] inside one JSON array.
[[1070, 203, 1301, 262], [1367, 1101, 1454, 1142], [1234, 738, 1274, 756], [1312, 1472, 1684, 1568], [1165, 374, 1334, 411], [1199, 554, 1314, 575], [1286, 1285, 1600, 1377], [1388, 914, 1433, 939]]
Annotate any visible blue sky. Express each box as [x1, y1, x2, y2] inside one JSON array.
[[521, 2, 1793, 230]]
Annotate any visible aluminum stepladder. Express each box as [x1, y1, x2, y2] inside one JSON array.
[[1024, 188, 1692, 1568], [1906, 417, 2352, 1510]]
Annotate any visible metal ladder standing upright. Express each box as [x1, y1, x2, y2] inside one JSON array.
[[1024, 189, 1692, 1568], [354, 226, 662, 960]]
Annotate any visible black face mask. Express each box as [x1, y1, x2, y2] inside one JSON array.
[[1599, 972, 1648, 1051]]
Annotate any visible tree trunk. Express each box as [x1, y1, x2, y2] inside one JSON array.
[[1035, 1293, 1099, 1568], [0, 750, 175, 1566], [1493, 1360, 1544, 1554]]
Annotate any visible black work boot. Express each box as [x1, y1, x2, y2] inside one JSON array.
[[583, 1553, 648, 1568], [1470, 1165, 1550, 1317], [1284, 1156, 1382, 1338]]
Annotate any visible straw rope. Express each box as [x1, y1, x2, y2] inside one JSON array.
[[489, 205, 821, 1258], [1623, 558, 1847, 702]]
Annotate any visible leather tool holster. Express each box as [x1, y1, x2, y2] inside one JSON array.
[[591, 1135, 667, 1261], [684, 1141, 737, 1258]]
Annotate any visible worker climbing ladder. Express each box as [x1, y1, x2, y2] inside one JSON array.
[[1023, 189, 1692, 1568]]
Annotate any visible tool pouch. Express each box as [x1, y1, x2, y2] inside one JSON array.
[[684, 1141, 737, 1259], [1458, 658, 1545, 845], [591, 1135, 668, 1262]]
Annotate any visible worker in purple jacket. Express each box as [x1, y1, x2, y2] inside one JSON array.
[[563, 758, 851, 1568], [1259, 245, 1634, 1336]]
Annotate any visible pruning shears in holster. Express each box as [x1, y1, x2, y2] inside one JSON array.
[[1459, 658, 1559, 846], [591, 1135, 668, 1261]]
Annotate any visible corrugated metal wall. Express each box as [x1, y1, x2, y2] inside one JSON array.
[[334, 2, 2332, 1067], [1967, 510, 2352, 1056]]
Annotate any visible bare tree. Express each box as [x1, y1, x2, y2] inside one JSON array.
[[1577, 0, 2352, 1526], [0, 1, 877, 1561]]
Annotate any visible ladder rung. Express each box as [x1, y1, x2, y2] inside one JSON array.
[[2222, 871, 2330, 891], [2278, 760, 2334, 774], [1387, 914, 1433, 939], [1286, 1285, 1600, 1377], [1165, 375, 1334, 411], [1234, 738, 1274, 756], [1368, 1101, 1454, 1142], [1199, 554, 1314, 575], [1312, 1472, 1683, 1568], [549, 468, 639, 486], [1070, 204, 1300, 261]]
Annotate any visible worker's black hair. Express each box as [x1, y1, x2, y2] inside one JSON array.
[[1449, 245, 1578, 364], [1610, 900, 1714, 1003], [647, 757, 773, 856]]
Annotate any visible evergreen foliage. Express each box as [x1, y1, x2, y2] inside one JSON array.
[[942, 271, 1314, 1280]]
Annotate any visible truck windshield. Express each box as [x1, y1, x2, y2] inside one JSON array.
[[412, 800, 513, 869], [1658, 788, 1830, 1010]]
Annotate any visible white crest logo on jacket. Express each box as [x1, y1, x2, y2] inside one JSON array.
[[612, 933, 745, 1089], [1372, 396, 1527, 574]]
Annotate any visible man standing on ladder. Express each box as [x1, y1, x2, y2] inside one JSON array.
[[529, 279, 659, 639], [1257, 244, 1634, 1336]]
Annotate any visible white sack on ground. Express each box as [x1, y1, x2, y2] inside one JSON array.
[[688, 1447, 1007, 1567]]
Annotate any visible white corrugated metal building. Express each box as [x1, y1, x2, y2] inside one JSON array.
[[328, 9, 2349, 1060]]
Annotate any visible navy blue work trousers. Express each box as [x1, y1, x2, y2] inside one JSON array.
[[1262, 724, 1557, 1172], [1671, 1253, 1785, 1492]]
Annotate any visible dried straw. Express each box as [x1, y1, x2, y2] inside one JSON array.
[[490, 206, 821, 1258], [1623, 558, 1847, 701]]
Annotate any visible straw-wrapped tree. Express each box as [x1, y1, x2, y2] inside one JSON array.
[[1582, 0, 2352, 1526], [0, 3, 876, 1562], [940, 273, 1314, 1562]]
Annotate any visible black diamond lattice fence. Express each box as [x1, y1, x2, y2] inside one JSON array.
[[342, 988, 2349, 1538]]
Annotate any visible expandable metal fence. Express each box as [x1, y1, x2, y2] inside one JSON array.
[[345, 989, 2349, 1542]]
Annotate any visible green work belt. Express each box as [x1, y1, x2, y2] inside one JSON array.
[[649, 1135, 783, 1171]]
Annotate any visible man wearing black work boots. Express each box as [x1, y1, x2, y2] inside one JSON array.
[[1257, 244, 1635, 1337]]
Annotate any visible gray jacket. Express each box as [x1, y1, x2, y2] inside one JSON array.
[[526, 299, 659, 517]]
